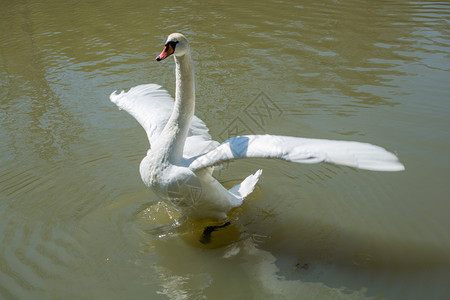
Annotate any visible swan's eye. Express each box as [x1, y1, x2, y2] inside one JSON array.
[[165, 41, 178, 50]]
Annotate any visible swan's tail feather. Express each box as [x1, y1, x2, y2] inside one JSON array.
[[229, 169, 263, 205]]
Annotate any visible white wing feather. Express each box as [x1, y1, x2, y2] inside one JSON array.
[[188, 135, 405, 172], [110, 84, 219, 157], [110, 86, 403, 172]]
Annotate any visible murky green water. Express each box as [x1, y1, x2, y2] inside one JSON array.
[[1, 0, 449, 299]]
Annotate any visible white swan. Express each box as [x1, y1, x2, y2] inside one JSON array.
[[110, 33, 404, 220]]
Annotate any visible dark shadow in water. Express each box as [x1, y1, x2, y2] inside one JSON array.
[[251, 209, 450, 298]]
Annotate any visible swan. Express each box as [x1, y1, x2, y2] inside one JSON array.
[[110, 33, 404, 221]]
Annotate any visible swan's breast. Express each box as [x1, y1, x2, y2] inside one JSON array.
[[140, 156, 203, 208]]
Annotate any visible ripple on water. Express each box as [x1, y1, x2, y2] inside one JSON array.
[[0, 209, 87, 299]]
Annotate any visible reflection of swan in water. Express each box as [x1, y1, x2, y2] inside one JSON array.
[[110, 33, 404, 221]]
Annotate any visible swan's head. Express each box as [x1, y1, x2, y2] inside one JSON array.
[[156, 33, 190, 61]]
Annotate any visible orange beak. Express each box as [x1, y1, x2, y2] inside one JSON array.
[[156, 43, 175, 61]]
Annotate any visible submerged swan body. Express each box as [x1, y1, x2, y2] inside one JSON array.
[[110, 33, 404, 220]]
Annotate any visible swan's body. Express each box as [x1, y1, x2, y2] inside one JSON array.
[[110, 33, 404, 220]]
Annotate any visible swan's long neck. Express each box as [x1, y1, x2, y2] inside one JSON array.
[[160, 52, 195, 164]]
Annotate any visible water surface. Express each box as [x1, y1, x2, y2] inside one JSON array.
[[1, 0, 449, 299]]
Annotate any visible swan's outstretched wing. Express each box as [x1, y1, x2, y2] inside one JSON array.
[[188, 135, 405, 172], [110, 84, 218, 157]]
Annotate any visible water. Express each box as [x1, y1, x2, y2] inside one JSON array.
[[1, 0, 449, 299]]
